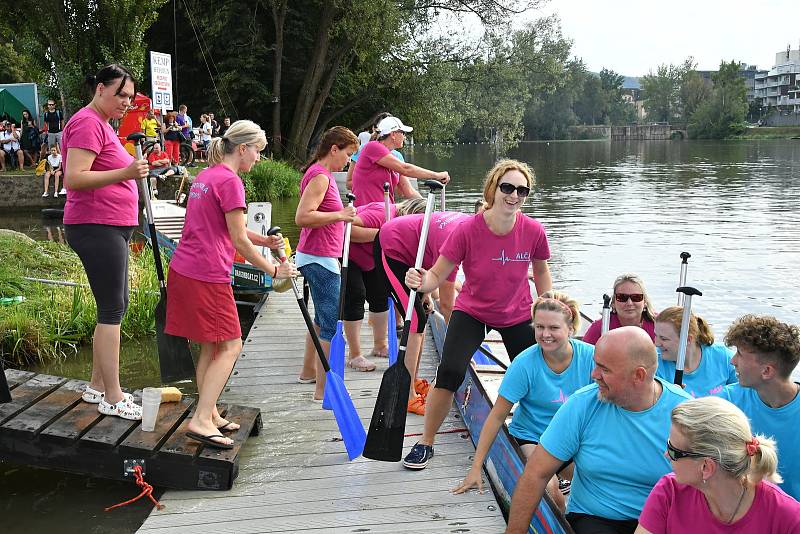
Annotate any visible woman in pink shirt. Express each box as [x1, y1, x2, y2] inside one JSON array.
[[294, 126, 359, 401], [637, 396, 800, 533], [582, 273, 657, 345], [165, 120, 296, 448], [402, 159, 553, 469], [62, 64, 149, 420], [350, 115, 450, 206]]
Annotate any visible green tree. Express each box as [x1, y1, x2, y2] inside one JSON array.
[[523, 59, 585, 139], [688, 60, 747, 139], [680, 71, 713, 121], [641, 58, 694, 122]]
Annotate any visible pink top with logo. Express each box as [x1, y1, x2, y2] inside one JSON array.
[[440, 211, 550, 327], [169, 164, 246, 283], [582, 314, 656, 345], [351, 141, 399, 207], [349, 202, 397, 271], [297, 163, 344, 258], [62, 106, 138, 226], [380, 211, 469, 282], [639, 474, 800, 534]]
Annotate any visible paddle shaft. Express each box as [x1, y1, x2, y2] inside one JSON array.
[[674, 288, 701, 385], [338, 196, 355, 321], [601, 294, 612, 335], [676, 252, 691, 306], [383, 182, 390, 222], [134, 143, 167, 294]]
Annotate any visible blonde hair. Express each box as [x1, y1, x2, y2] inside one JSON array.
[[612, 273, 655, 322], [656, 306, 715, 345], [482, 159, 535, 209], [208, 120, 267, 165], [532, 290, 581, 333], [395, 197, 428, 217], [672, 397, 781, 486]]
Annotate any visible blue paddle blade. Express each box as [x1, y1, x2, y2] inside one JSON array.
[[471, 343, 494, 366], [326, 370, 366, 460], [324, 320, 346, 410], [387, 298, 398, 366]]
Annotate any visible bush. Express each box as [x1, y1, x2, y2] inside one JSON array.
[[242, 159, 301, 203]]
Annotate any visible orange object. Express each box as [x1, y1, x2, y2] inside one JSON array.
[[233, 252, 246, 263], [407, 396, 426, 415], [104, 465, 164, 512], [414, 378, 430, 398]]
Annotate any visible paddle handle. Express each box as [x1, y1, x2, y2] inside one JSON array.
[[677, 252, 691, 306], [674, 286, 702, 385], [440, 184, 446, 210], [383, 182, 390, 222]]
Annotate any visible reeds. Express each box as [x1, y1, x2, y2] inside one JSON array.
[[242, 159, 300, 202], [0, 233, 163, 366]]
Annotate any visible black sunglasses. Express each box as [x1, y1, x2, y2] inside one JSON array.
[[498, 182, 530, 197], [615, 293, 644, 303], [666, 440, 705, 461]]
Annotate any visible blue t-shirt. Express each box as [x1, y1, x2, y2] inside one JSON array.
[[656, 343, 737, 398], [540, 378, 692, 520], [352, 147, 404, 163], [499, 339, 595, 442], [717, 383, 800, 500]]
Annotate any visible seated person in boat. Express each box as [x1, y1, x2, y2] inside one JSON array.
[[583, 273, 656, 345], [401, 159, 552, 470], [506, 327, 692, 534], [377, 208, 471, 415], [452, 291, 594, 512], [636, 396, 800, 533], [340, 198, 427, 373], [654, 306, 736, 397], [715, 314, 800, 501]]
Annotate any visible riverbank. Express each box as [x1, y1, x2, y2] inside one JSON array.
[[733, 126, 800, 139]]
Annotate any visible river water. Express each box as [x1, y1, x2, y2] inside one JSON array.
[[1, 139, 799, 531]]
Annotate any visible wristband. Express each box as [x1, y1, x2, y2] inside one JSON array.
[[272, 264, 279, 278]]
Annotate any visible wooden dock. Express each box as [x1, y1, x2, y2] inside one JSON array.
[[0, 369, 261, 491], [138, 289, 507, 533]]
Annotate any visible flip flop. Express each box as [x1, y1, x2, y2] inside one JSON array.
[[297, 376, 316, 384], [347, 355, 376, 372], [217, 421, 240, 433], [186, 431, 234, 449]]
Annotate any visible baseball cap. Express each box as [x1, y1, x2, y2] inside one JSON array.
[[377, 116, 413, 136]]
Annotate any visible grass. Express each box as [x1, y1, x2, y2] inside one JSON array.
[[242, 159, 301, 202], [732, 126, 800, 139], [0, 231, 162, 366]]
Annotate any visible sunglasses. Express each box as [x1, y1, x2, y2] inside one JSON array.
[[666, 440, 705, 461], [498, 182, 530, 197], [615, 293, 644, 303]]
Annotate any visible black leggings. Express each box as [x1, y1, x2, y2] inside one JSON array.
[[565, 513, 638, 534], [342, 262, 390, 321], [65, 224, 135, 325], [435, 310, 534, 391]]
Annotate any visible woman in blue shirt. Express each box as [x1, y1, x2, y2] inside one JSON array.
[[451, 291, 594, 511], [654, 306, 737, 397]]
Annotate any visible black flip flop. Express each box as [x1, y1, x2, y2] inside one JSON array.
[[186, 431, 234, 449], [217, 422, 240, 434]]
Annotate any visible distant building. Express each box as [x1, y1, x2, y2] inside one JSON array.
[[754, 46, 800, 112], [621, 77, 646, 120]]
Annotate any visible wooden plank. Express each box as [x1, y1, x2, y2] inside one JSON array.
[[0, 374, 65, 425], [197, 404, 261, 464], [81, 391, 142, 447], [119, 397, 194, 453], [158, 403, 228, 461], [1, 379, 85, 434], [5, 369, 35, 388], [40, 398, 105, 442]]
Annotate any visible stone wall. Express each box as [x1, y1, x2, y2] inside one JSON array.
[[0, 173, 66, 208]]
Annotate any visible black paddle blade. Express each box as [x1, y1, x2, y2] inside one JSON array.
[[363, 361, 412, 462], [155, 293, 195, 383]]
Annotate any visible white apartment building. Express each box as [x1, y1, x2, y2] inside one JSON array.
[[754, 47, 800, 112]]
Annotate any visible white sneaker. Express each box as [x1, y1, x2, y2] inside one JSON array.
[[54, 192, 59, 198], [59, 188, 67, 195], [42, 191, 49, 197], [98, 396, 142, 420]]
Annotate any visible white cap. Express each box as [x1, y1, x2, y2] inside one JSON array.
[[377, 116, 413, 136]]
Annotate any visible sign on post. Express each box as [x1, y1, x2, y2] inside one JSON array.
[[149, 51, 173, 113]]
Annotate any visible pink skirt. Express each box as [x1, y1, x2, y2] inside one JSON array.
[[165, 268, 241, 343]]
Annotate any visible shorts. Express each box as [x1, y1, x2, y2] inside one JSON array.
[[165, 268, 241, 343], [299, 262, 340, 341]]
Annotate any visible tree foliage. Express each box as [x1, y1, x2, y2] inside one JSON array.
[[640, 59, 695, 123], [688, 61, 747, 139]]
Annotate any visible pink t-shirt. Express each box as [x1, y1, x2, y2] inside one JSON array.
[[349, 202, 397, 271], [169, 164, 246, 283], [62, 106, 138, 226], [440, 211, 550, 327], [639, 474, 800, 534], [379, 211, 469, 282], [297, 163, 344, 258], [351, 141, 399, 207], [582, 314, 656, 345]]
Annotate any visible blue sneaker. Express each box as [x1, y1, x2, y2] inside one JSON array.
[[403, 443, 434, 469]]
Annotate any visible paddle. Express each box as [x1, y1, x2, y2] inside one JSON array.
[[323, 193, 356, 410], [268, 226, 366, 460], [440, 183, 446, 210], [383, 182, 398, 365], [674, 286, 703, 386], [601, 293, 612, 335], [0, 360, 10, 403], [676, 252, 691, 306], [383, 181, 390, 221], [126, 133, 195, 383], [363, 180, 443, 462]]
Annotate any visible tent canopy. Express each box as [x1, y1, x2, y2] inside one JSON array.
[[0, 89, 27, 124]]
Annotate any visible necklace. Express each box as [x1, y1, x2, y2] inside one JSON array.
[[726, 486, 747, 524]]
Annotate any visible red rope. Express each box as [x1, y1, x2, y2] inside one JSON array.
[[404, 427, 468, 438], [105, 465, 165, 512]]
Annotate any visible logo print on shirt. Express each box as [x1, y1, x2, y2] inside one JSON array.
[[492, 249, 531, 265], [550, 389, 569, 404]]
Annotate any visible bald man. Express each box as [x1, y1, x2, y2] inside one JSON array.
[[507, 327, 692, 534]]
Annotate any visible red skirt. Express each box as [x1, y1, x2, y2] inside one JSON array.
[[165, 268, 241, 343]]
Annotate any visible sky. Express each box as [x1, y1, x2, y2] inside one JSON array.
[[522, 0, 800, 76]]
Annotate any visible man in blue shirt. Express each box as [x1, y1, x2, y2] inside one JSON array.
[[507, 327, 692, 534], [716, 314, 800, 500]]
